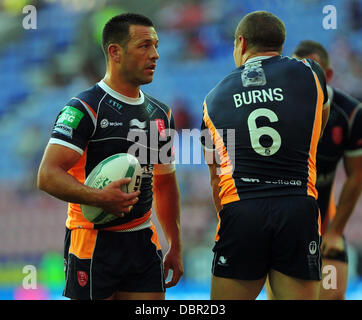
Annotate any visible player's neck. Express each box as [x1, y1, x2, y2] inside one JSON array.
[[243, 51, 280, 64], [103, 71, 141, 99]]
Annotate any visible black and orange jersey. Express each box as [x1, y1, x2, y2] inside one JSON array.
[[49, 80, 175, 230], [201, 55, 328, 205], [316, 87, 362, 227]]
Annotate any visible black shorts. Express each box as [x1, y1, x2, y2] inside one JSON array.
[[212, 195, 322, 281], [63, 227, 165, 300]]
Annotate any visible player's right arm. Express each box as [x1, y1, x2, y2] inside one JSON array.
[[37, 144, 140, 216]]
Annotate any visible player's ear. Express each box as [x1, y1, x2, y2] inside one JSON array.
[[325, 68, 333, 83], [107, 43, 122, 64], [240, 36, 247, 54]]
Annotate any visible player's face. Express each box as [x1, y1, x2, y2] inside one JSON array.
[[120, 25, 159, 85]]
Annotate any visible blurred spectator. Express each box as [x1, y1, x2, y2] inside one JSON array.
[[172, 97, 195, 131], [157, 0, 204, 30], [350, 0, 362, 30], [183, 30, 207, 60], [330, 36, 362, 100], [173, 0, 205, 30], [74, 6, 126, 84], [15, 125, 47, 195]]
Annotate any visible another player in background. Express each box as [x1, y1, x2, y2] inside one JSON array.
[[293, 40, 362, 300], [37, 13, 183, 300], [201, 11, 330, 300]]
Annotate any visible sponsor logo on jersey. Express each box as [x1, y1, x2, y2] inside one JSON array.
[[100, 119, 109, 128], [217, 256, 229, 266], [129, 119, 147, 129], [145, 103, 157, 117], [155, 119, 166, 138], [241, 177, 260, 183], [108, 99, 123, 111], [100, 118, 123, 128], [141, 164, 154, 178], [309, 241, 317, 255], [240, 177, 302, 186], [53, 123, 73, 138], [57, 106, 84, 129]]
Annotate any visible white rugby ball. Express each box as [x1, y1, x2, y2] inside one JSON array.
[[81, 153, 142, 224]]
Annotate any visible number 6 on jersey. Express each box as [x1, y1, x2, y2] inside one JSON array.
[[247, 108, 281, 156]]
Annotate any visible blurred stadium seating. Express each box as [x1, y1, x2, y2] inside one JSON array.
[[0, 0, 361, 299]]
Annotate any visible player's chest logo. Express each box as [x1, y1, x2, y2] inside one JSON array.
[[331, 126, 343, 145]]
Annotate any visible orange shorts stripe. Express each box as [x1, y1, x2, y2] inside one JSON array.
[[214, 211, 221, 241], [149, 223, 161, 250], [69, 228, 98, 259]]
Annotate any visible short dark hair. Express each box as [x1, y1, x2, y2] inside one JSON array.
[[235, 11, 286, 53], [102, 13, 154, 59], [293, 40, 330, 68]]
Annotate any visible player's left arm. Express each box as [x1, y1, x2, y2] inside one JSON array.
[[153, 166, 183, 288], [322, 104, 362, 256], [322, 155, 362, 255], [203, 147, 222, 213], [336, 155, 362, 233]]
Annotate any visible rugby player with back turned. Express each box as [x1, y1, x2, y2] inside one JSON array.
[[201, 11, 330, 299], [37, 13, 183, 300], [292, 40, 362, 300]]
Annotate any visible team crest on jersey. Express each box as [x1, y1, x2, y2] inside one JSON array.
[[77, 271, 88, 287], [332, 126, 343, 145], [241, 61, 267, 87]]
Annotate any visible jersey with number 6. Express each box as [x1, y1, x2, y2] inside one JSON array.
[[201, 55, 328, 205]]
